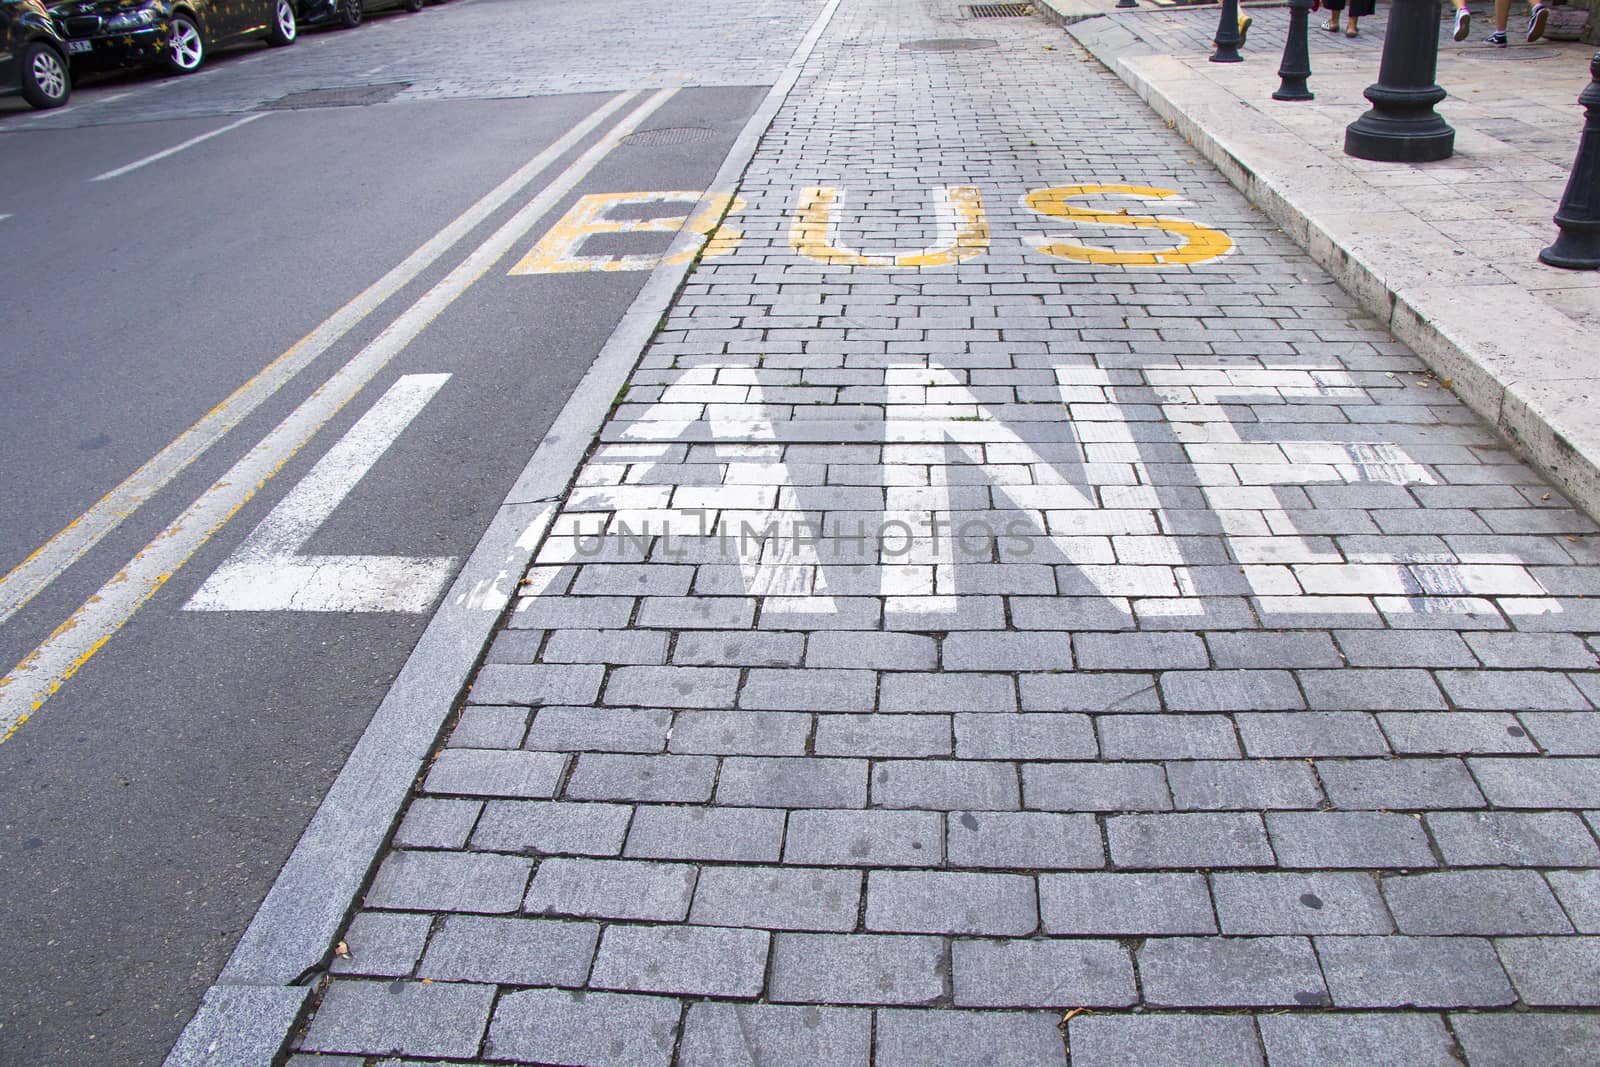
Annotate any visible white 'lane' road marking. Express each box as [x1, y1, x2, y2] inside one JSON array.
[[185, 374, 456, 612], [89, 113, 269, 182], [0, 89, 637, 626], [0, 86, 678, 744]]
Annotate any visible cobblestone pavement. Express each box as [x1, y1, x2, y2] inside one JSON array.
[[289, 0, 1600, 1062]]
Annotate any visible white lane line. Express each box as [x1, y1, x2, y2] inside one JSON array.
[[89, 113, 268, 181], [186, 374, 456, 612], [0, 89, 637, 627], [0, 86, 677, 744]]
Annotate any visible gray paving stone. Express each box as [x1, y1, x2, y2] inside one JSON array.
[[871, 759, 1019, 810], [952, 713, 1095, 760], [1521, 712, 1600, 755], [1257, 1013, 1457, 1067], [1212, 872, 1392, 935], [881, 672, 1016, 713], [1138, 936, 1327, 1007], [1166, 759, 1323, 810], [865, 870, 1038, 936], [564, 753, 716, 803], [1235, 711, 1389, 756], [947, 811, 1104, 870], [814, 714, 952, 757], [467, 664, 605, 707], [943, 632, 1072, 671], [300, 980, 495, 1059], [590, 924, 770, 998], [678, 1003, 870, 1067], [873, 1009, 1065, 1067], [718, 756, 869, 808], [1206, 631, 1342, 669], [1468, 757, 1600, 808], [1549, 869, 1600, 933], [524, 858, 696, 922], [509, 596, 633, 631], [1315, 935, 1515, 1007], [785, 809, 942, 867], [1067, 1014, 1262, 1067], [741, 668, 876, 711], [1378, 711, 1537, 754], [1097, 714, 1241, 760], [485, 988, 680, 1067], [423, 750, 568, 799], [1449, 1012, 1600, 1067], [769, 932, 945, 1005], [447, 706, 530, 749], [637, 596, 755, 630], [690, 866, 862, 931], [525, 706, 672, 753], [806, 631, 936, 670], [605, 666, 740, 708], [393, 798, 481, 850], [1159, 670, 1305, 712], [328, 912, 431, 977], [951, 939, 1135, 1008], [1427, 811, 1600, 867], [1266, 811, 1437, 869], [1299, 669, 1446, 710], [1317, 758, 1486, 809], [543, 628, 670, 665], [1107, 812, 1275, 869], [1023, 762, 1172, 812], [673, 630, 805, 667], [667, 710, 811, 755], [366, 851, 532, 914], [1439, 670, 1592, 711], [1466, 632, 1600, 669], [1385, 870, 1574, 934], [625, 805, 785, 862], [1494, 936, 1600, 1006], [760, 596, 882, 631], [1019, 672, 1160, 713], [1038, 873, 1217, 935], [1333, 629, 1475, 667], [418, 915, 599, 987], [1075, 632, 1207, 670], [469, 800, 631, 856]]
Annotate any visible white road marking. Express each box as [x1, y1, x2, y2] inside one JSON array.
[[186, 374, 455, 612], [0, 86, 678, 743], [89, 113, 269, 182], [0, 90, 638, 626]]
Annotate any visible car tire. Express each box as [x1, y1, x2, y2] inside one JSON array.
[[159, 13, 205, 74], [403, 0, 423, 11], [19, 42, 70, 109], [266, 0, 297, 44], [337, 0, 361, 28]]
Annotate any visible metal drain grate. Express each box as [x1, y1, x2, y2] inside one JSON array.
[[260, 83, 410, 110], [900, 37, 999, 51], [622, 127, 719, 147], [965, 3, 1034, 16]]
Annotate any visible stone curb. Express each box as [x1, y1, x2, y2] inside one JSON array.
[[1067, 15, 1600, 521]]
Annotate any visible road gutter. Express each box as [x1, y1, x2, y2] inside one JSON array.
[[162, 0, 844, 1062]]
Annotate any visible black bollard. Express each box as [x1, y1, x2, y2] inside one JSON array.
[[1116, 0, 1138, 8], [1540, 52, 1600, 270], [1344, 0, 1454, 162], [1275, 0, 1315, 101], [1212, 0, 1244, 62]]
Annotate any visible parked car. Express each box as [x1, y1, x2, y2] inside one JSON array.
[[47, 0, 295, 75], [2, 0, 70, 107], [296, 0, 419, 31]]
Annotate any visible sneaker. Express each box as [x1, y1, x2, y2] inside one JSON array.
[[1453, 6, 1471, 40], [1485, 29, 1507, 45], [1238, 14, 1252, 44], [1526, 2, 1547, 41]]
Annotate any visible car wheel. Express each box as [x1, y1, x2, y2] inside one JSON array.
[[19, 42, 70, 109], [337, 0, 361, 28], [266, 0, 297, 44], [159, 14, 204, 74]]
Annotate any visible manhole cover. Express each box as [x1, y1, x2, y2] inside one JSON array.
[[901, 38, 999, 51], [1454, 45, 1560, 59], [622, 127, 719, 147], [260, 82, 410, 110], [965, 3, 1034, 15]]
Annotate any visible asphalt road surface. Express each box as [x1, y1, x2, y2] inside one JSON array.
[[0, 0, 821, 1060]]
